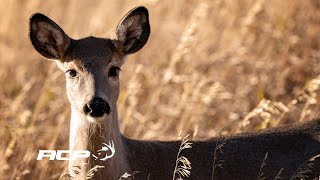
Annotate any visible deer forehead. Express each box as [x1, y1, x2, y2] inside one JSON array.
[[60, 37, 121, 70]]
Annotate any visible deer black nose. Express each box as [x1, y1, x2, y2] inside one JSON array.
[[83, 97, 111, 117]]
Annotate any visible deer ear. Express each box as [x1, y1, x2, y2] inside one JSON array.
[[115, 6, 150, 55], [29, 13, 71, 60]]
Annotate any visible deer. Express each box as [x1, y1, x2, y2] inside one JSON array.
[[29, 6, 320, 180]]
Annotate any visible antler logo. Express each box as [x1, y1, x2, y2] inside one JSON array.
[[92, 141, 115, 161]]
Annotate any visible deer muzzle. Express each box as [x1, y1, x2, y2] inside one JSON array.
[[83, 97, 111, 117]]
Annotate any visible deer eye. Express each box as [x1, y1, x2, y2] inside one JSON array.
[[66, 70, 78, 78], [109, 66, 120, 77]]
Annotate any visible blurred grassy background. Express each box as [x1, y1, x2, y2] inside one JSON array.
[[0, 0, 320, 179]]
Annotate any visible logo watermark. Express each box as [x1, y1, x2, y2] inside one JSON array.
[[37, 141, 115, 161]]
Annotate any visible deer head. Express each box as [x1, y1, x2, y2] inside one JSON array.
[[29, 7, 150, 123]]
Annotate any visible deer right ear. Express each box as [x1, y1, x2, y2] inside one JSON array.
[[29, 13, 71, 60], [115, 6, 150, 55]]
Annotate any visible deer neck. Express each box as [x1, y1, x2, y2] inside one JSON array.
[[69, 107, 130, 179]]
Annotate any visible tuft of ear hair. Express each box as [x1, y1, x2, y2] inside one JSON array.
[[29, 13, 71, 60], [115, 6, 150, 55]]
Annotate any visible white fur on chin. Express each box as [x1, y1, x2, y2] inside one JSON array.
[[87, 114, 107, 123]]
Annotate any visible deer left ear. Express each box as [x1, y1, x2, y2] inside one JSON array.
[[115, 6, 150, 55], [29, 13, 71, 60]]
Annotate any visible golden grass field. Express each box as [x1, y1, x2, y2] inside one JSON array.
[[0, 0, 320, 179]]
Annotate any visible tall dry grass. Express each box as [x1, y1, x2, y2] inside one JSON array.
[[0, 0, 320, 179]]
